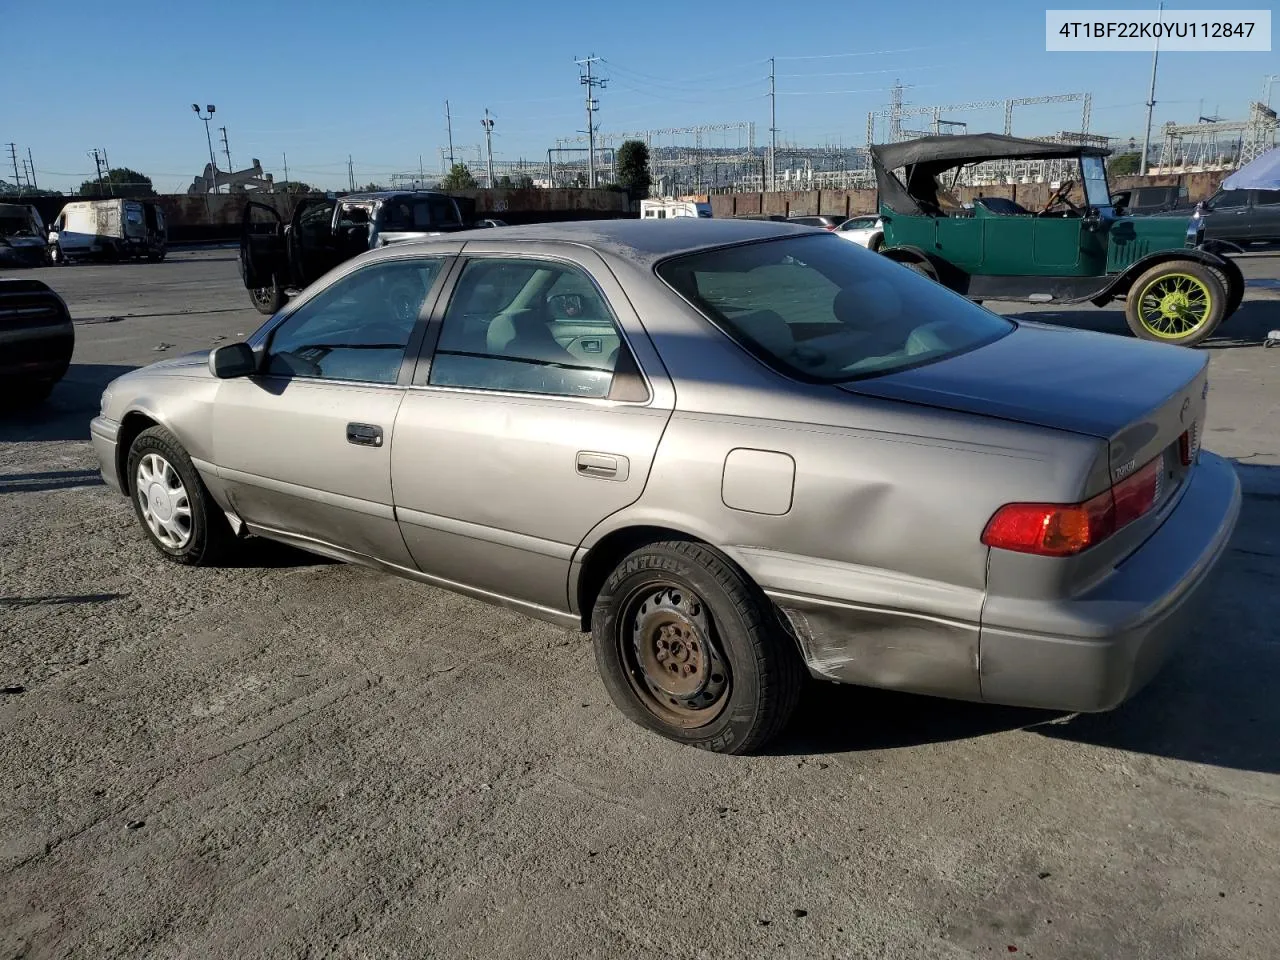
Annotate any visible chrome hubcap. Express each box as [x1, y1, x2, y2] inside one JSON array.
[[136, 453, 192, 549]]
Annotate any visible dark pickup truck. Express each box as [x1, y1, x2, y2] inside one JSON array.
[[240, 191, 479, 314]]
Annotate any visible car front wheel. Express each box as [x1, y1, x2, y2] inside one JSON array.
[[1124, 261, 1227, 346], [591, 540, 804, 754], [127, 426, 237, 566]]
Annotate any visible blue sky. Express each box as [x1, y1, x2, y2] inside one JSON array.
[[4, 0, 1275, 192]]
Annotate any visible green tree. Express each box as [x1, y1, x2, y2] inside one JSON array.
[[615, 139, 652, 199], [78, 167, 155, 197], [276, 180, 314, 195], [439, 163, 478, 190], [361, 181, 387, 192], [1108, 152, 1142, 177]]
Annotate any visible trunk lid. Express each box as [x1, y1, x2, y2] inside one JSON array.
[[843, 320, 1208, 489]]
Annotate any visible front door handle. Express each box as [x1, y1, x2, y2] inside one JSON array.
[[347, 422, 384, 447], [576, 451, 629, 482]]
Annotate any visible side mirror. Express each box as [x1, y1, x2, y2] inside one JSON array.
[[209, 342, 257, 379]]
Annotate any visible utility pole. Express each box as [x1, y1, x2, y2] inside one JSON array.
[[192, 104, 218, 193], [90, 148, 105, 194], [445, 100, 456, 170], [282, 152, 290, 187], [768, 57, 777, 193], [348, 155, 355, 192], [25, 147, 37, 190], [1139, 0, 1163, 176], [576, 55, 607, 188], [482, 109, 496, 188], [219, 126, 233, 178], [5, 143, 19, 190]]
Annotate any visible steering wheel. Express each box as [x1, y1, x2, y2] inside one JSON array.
[[1041, 181, 1080, 215]]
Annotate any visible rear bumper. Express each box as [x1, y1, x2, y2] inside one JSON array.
[[768, 451, 1240, 713], [0, 323, 73, 384], [90, 416, 123, 495], [979, 451, 1241, 712]]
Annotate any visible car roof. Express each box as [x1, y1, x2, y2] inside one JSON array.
[[365, 217, 819, 267]]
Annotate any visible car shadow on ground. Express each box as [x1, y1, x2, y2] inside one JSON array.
[[0, 363, 136, 443], [774, 462, 1280, 776], [1010, 298, 1280, 347]]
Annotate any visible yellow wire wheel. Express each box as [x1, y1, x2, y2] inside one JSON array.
[[1124, 260, 1227, 346]]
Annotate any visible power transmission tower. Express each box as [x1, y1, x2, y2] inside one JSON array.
[[769, 58, 777, 192], [445, 100, 456, 169], [576, 55, 607, 188], [5, 143, 19, 189], [482, 109, 496, 187], [219, 126, 233, 178]]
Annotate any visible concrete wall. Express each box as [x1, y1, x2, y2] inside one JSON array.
[[709, 171, 1229, 220]]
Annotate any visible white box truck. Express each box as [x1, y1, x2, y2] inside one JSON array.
[[48, 199, 167, 263]]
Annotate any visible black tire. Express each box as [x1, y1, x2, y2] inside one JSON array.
[[126, 425, 237, 566], [1124, 260, 1227, 347], [591, 540, 804, 754], [250, 278, 287, 315], [903, 260, 936, 281], [50, 243, 65, 265], [867, 233, 883, 253]]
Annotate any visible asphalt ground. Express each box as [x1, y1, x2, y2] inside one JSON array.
[[2, 248, 1279, 960]]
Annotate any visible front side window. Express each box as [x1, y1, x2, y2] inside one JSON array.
[[427, 258, 624, 398], [1211, 190, 1248, 208], [264, 258, 442, 384], [657, 233, 1013, 382]]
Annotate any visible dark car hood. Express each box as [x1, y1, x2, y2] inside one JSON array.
[[841, 320, 1206, 439]]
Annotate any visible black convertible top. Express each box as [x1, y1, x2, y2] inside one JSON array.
[[870, 134, 1111, 216], [869, 133, 1110, 171]]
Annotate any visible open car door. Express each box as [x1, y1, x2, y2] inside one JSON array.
[[285, 197, 340, 288], [239, 201, 285, 289]]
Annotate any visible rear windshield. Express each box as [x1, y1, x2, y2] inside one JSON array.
[[656, 233, 1013, 382], [380, 197, 461, 231]]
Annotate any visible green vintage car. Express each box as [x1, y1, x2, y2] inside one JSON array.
[[871, 133, 1244, 346]]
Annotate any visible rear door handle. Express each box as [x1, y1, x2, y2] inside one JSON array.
[[347, 422, 384, 447], [576, 451, 628, 482]]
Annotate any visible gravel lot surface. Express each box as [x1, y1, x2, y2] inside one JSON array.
[[2, 249, 1279, 960]]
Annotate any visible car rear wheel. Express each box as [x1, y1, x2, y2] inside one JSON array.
[[127, 426, 237, 566], [250, 278, 287, 315], [1125, 261, 1227, 347], [590, 540, 804, 754]]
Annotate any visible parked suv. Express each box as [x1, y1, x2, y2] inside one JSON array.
[[1193, 187, 1280, 245]]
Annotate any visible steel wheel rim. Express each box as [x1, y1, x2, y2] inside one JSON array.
[[251, 286, 275, 307], [619, 580, 731, 728], [135, 453, 193, 549], [1138, 272, 1212, 339]]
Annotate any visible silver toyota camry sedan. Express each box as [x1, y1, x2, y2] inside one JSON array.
[[91, 219, 1241, 754]]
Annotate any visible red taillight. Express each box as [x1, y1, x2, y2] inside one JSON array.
[[1178, 423, 1200, 465], [982, 451, 1165, 557]]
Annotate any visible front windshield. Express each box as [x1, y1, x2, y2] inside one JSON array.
[[1082, 155, 1111, 208], [0, 215, 37, 237], [657, 233, 1013, 382]]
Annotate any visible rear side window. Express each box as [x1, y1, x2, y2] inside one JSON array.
[[1256, 190, 1280, 206], [657, 233, 1013, 382]]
